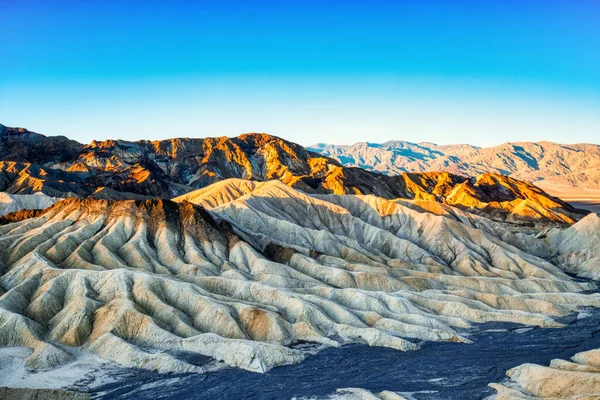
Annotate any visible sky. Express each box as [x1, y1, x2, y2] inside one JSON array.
[[1, 0, 599, 146]]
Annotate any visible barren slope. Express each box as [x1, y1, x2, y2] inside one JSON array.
[[491, 348, 600, 399], [0, 181, 598, 377], [309, 141, 600, 189], [0, 193, 58, 217], [0, 124, 584, 225]]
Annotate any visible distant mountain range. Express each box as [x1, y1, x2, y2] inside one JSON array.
[[0, 123, 587, 224], [308, 140, 600, 189], [2, 126, 600, 399]]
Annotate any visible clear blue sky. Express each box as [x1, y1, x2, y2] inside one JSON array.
[[1, 0, 599, 146]]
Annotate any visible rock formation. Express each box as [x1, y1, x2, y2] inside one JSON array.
[[309, 140, 600, 189], [542, 213, 600, 279], [0, 192, 57, 217], [490, 348, 600, 399], [0, 124, 584, 225], [1, 179, 595, 377]]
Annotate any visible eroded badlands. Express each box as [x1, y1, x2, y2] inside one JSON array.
[[0, 178, 598, 390]]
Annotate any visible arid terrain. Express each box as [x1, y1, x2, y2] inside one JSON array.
[[310, 140, 600, 215], [536, 182, 600, 214], [0, 124, 587, 226], [0, 124, 599, 399], [309, 141, 600, 207], [4, 0, 597, 397]]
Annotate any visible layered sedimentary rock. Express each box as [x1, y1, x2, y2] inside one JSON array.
[[487, 214, 600, 399], [0, 162, 91, 198], [543, 213, 600, 279], [0, 179, 598, 377], [0, 199, 306, 373], [490, 349, 600, 399], [0, 124, 584, 224]]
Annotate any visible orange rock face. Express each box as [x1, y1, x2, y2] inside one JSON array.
[[0, 124, 586, 224]]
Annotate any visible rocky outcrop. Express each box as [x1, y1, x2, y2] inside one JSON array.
[[0, 125, 83, 165], [0, 124, 585, 224], [490, 348, 600, 399], [543, 213, 600, 279], [0, 181, 598, 376], [0, 199, 306, 373], [0, 192, 58, 217]]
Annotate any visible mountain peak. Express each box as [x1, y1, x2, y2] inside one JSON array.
[[310, 139, 600, 190], [0, 124, 588, 225]]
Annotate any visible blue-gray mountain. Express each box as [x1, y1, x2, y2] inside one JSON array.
[[309, 140, 600, 189]]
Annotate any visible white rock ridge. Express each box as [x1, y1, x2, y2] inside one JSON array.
[[0, 179, 599, 377], [0, 193, 57, 217], [490, 348, 600, 399], [544, 212, 600, 279]]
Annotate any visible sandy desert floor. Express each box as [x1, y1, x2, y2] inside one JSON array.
[[536, 182, 600, 214]]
